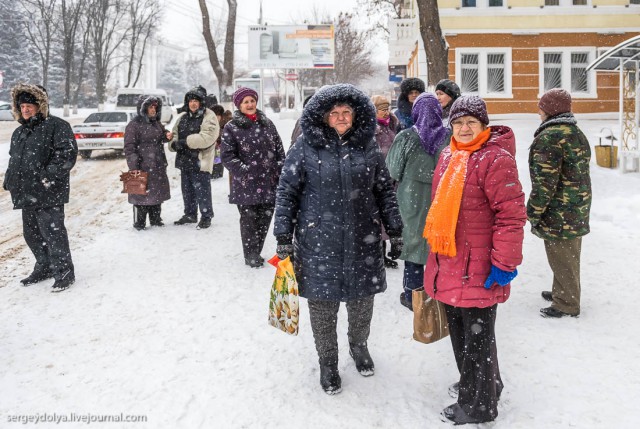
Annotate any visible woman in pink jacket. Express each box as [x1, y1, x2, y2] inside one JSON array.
[[423, 96, 526, 425]]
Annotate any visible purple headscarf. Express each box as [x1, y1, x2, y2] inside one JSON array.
[[411, 93, 449, 155]]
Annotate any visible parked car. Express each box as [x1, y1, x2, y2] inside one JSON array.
[[73, 111, 136, 159], [0, 101, 14, 121], [115, 88, 173, 123]]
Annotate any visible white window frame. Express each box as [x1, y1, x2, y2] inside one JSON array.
[[545, 0, 591, 5], [538, 47, 597, 98], [455, 48, 513, 98], [461, 0, 507, 7]]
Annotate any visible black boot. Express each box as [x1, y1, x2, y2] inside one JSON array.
[[319, 357, 342, 395], [174, 214, 197, 225], [441, 403, 494, 425], [349, 342, 375, 376], [51, 269, 75, 293], [149, 205, 164, 227], [133, 206, 147, 230], [20, 269, 53, 286], [244, 255, 263, 268]]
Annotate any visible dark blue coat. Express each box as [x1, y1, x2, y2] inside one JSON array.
[[274, 84, 403, 302], [221, 110, 285, 205]]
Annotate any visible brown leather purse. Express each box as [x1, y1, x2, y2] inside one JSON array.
[[412, 288, 450, 344], [120, 170, 148, 195]]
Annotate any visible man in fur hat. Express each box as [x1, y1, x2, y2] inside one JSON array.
[[3, 83, 78, 292]]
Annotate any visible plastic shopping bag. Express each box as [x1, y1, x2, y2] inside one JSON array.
[[267, 255, 299, 335]]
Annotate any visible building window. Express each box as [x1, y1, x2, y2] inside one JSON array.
[[540, 48, 595, 96], [631, 0, 640, 5], [545, 0, 559, 5], [546, 0, 589, 4], [462, 0, 477, 6], [461, 54, 479, 93], [573, 0, 587, 4], [489, 0, 503, 5], [456, 48, 512, 97]]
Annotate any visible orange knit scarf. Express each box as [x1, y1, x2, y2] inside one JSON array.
[[423, 128, 491, 257]]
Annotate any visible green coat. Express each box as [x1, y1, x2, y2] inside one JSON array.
[[386, 128, 444, 264], [527, 113, 592, 240]]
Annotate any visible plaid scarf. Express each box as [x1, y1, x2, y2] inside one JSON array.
[[423, 128, 491, 257]]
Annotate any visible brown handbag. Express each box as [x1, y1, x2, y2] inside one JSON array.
[[412, 288, 450, 344], [120, 170, 148, 195]]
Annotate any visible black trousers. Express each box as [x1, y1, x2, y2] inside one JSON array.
[[22, 205, 74, 280], [307, 296, 374, 362], [134, 204, 162, 225], [237, 204, 274, 259], [445, 304, 502, 421]]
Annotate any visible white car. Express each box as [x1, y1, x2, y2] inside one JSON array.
[[73, 111, 136, 159], [0, 101, 14, 121]]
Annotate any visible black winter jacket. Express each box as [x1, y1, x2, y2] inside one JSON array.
[[4, 114, 78, 209], [274, 84, 403, 302]]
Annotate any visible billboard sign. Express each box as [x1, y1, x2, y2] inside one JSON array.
[[248, 25, 334, 69]]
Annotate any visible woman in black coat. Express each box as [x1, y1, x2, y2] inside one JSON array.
[[124, 96, 172, 230], [274, 84, 403, 394]]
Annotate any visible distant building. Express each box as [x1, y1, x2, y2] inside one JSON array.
[[389, 0, 640, 114]]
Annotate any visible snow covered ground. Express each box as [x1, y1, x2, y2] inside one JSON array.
[[1, 111, 639, 429]]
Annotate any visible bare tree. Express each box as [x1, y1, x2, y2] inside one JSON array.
[[18, 0, 59, 88], [355, 0, 402, 37], [58, 0, 84, 116], [123, 0, 161, 88], [198, 0, 237, 100], [72, 11, 94, 113], [415, 0, 448, 84], [87, 0, 128, 108]]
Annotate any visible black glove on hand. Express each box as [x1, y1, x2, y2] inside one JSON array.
[[173, 139, 187, 151], [388, 237, 403, 260], [276, 244, 294, 260]]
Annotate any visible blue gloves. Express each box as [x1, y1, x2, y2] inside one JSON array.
[[484, 265, 518, 289]]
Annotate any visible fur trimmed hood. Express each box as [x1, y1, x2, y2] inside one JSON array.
[[300, 84, 376, 149], [136, 95, 163, 122], [11, 83, 49, 121]]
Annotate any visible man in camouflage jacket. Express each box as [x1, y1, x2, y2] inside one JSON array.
[[528, 88, 591, 318]]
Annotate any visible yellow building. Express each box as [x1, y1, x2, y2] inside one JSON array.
[[388, 0, 640, 113]]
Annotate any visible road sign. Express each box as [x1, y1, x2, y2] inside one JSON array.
[[285, 73, 298, 81]]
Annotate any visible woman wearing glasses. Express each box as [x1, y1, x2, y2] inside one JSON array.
[[423, 96, 526, 424], [274, 84, 403, 395]]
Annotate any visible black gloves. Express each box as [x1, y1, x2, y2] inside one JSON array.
[[388, 236, 403, 260], [276, 234, 294, 260], [276, 244, 294, 260], [173, 139, 187, 151]]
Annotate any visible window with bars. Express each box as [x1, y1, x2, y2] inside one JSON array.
[[461, 54, 479, 93], [457, 49, 511, 96], [541, 49, 594, 95]]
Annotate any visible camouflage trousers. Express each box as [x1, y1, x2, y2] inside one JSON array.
[[544, 237, 582, 316]]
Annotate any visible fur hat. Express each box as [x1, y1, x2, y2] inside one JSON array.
[[400, 78, 426, 97], [17, 92, 39, 106], [449, 95, 490, 126], [184, 85, 206, 104], [538, 88, 572, 116], [233, 87, 259, 109], [435, 79, 461, 101], [371, 95, 390, 110]]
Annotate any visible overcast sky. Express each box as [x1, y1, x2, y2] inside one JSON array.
[[160, 0, 377, 64]]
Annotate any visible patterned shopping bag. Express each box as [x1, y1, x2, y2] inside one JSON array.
[[267, 255, 299, 335]]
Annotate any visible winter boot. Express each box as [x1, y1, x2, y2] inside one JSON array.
[[384, 257, 398, 269], [133, 206, 147, 230], [149, 205, 164, 227], [174, 214, 197, 225], [51, 269, 75, 293], [441, 403, 495, 425], [319, 357, 342, 395], [541, 291, 553, 302], [349, 342, 375, 376], [197, 217, 212, 229], [400, 291, 413, 312], [448, 382, 460, 398], [244, 255, 263, 268], [20, 269, 53, 286]]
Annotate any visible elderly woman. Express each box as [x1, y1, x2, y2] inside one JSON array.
[[124, 96, 172, 230], [423, 96, 526, 424], [434, 79, 461, 126], [386, 93, 449, 310], [221, 87, 285, 268], [372, 94, 400, 269], [394, 77, 425, 132], [274, 84, 403, 395]]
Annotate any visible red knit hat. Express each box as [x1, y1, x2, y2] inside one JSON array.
[[538, 88, 572, 116], [233, 87, 258, 109]]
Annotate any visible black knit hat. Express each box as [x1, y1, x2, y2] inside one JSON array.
[[400, 78, 426, 97], [185, 85, 206, 104], [435, 79, 461, 101]]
